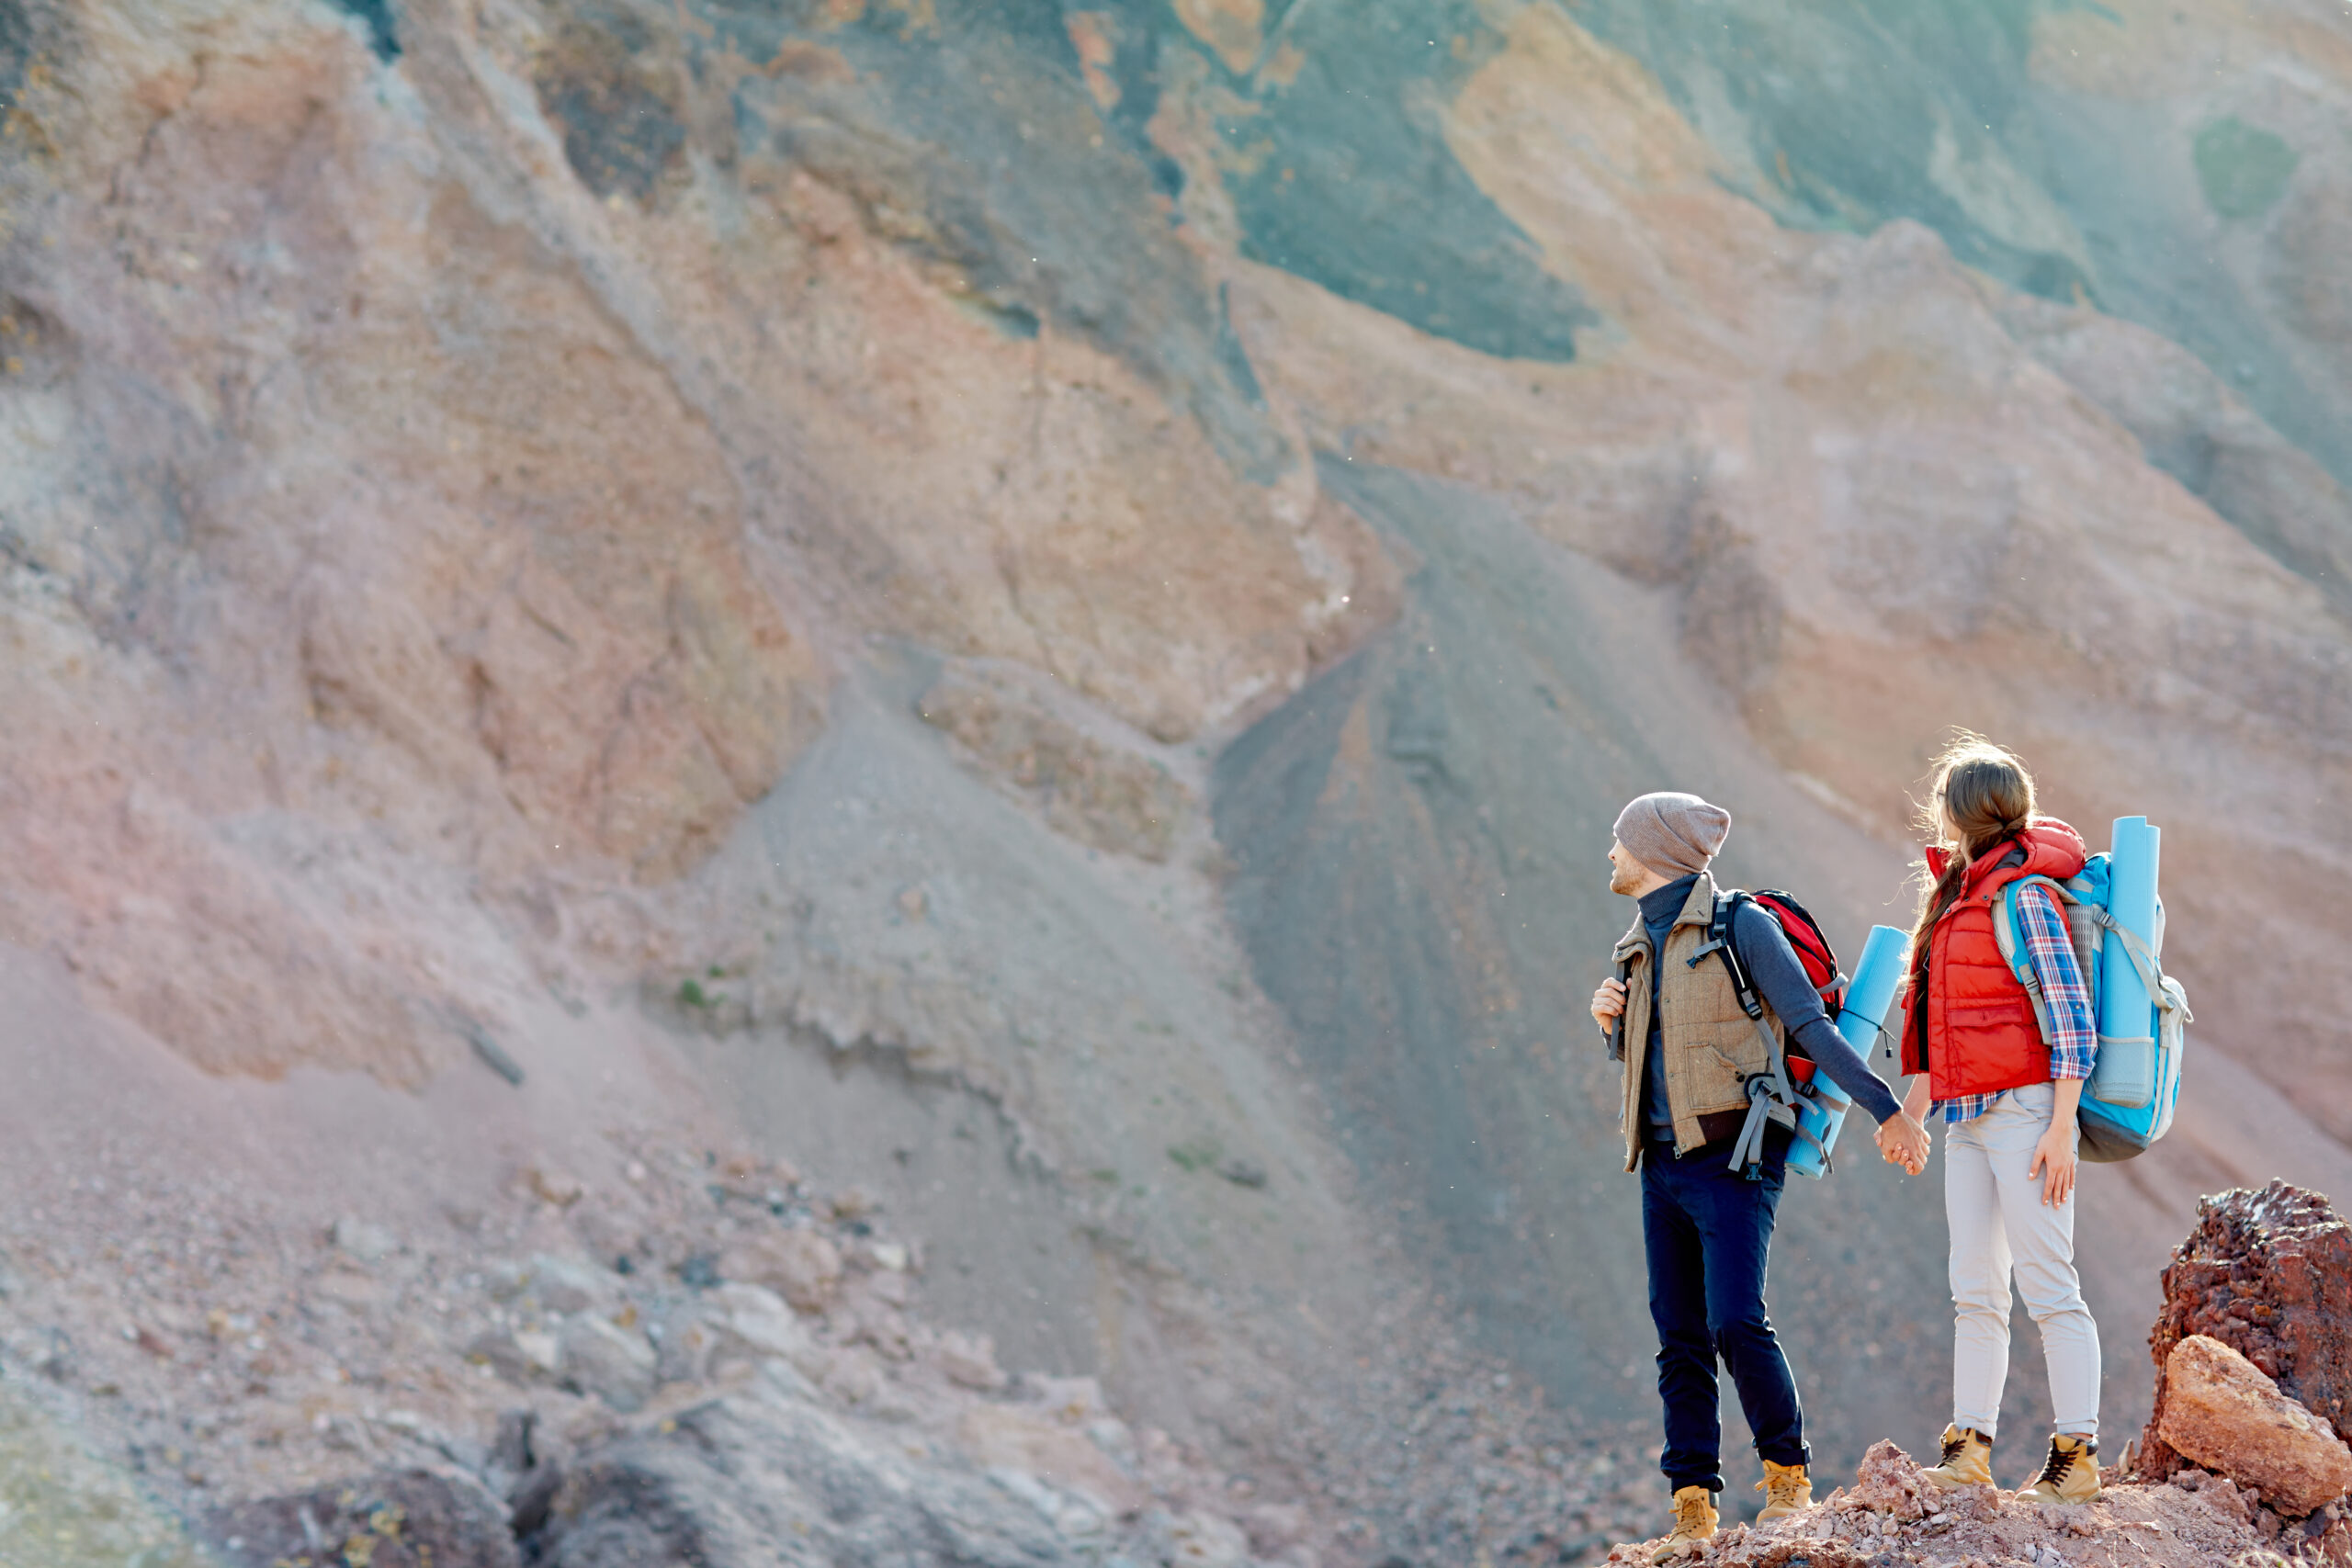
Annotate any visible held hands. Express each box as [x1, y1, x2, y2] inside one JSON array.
[[1875, 1111, 1930, 1176], [1590, 976, 1628, 1034]]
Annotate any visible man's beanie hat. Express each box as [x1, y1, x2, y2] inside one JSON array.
[[1612, 792, 1732, 878]]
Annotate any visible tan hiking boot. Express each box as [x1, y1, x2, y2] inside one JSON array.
[[2018, 1433, 2100, 1504], [1647, 1485, 1718, 1562], [1922, 1424, 1995, 1489], [1755, 1459, 1814, 1522]]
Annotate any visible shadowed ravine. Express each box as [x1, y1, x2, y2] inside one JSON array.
[[1215, 460, 2143, 1476]]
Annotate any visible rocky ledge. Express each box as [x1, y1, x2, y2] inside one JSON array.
[[1605, 1438, 2347, 1568]]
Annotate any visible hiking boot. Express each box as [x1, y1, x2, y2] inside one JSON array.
[[1755, 1459, 1814, 1522], [2018, 1433, 2100, 1505], [1647, 1485, 1718, 1562], [1922, 1424, 1995, 1489]]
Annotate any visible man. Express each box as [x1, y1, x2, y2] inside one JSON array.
[[1590, 792, 1931, 1562]]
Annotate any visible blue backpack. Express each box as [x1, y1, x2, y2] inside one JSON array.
[[1989, 853, 2190, 1163]]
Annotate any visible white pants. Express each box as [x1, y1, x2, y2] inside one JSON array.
[[1945, 1081, 2100, 1438]]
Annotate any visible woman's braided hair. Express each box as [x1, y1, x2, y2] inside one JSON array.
[[1905, 734, 2039, 1011]]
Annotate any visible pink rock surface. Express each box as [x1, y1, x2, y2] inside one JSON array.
[[2159, 1335, 2352, 1517]]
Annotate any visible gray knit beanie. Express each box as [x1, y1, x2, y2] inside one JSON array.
[[1613, 791, 1731, 878]]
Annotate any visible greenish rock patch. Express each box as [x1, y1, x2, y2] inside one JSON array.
[[1219, 0, 1595, 361], [328, 0, 399, 61], [0, 0, 34, 91], [0, 0, 65, 148], [1571, 0, 2094, 302], [2194, 116, 2298, 220]]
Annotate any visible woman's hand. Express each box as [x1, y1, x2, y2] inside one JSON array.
[[2028, 1122, 2077, 1206], [1590, 976, 1627, 1034], [2030, 1078, 2086, 1207]]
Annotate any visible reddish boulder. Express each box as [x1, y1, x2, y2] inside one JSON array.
[[2136, 1182, 2352, 1489], [2157, 1335, 2352, 1515]]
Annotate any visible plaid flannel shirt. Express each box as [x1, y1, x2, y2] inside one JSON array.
[[1936, 881, 2098, 1124]]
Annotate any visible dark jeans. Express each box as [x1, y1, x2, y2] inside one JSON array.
[[1641, 1127, 1810, 1493]]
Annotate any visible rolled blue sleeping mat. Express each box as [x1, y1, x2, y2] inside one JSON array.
[[1788, 923, 1910, 1179], [2091, 816, 2161, 1111]]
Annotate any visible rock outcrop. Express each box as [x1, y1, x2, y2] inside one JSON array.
[[201, 1470, 521, 1568], [526, 1383, 1088, 1568], [2158, 1335, 2352, 1517], [918, 667, 1193, 863], [2138, 1183, 2352, 1490]]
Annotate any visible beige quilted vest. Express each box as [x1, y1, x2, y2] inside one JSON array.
[[1613, 872, 1784, 1170]]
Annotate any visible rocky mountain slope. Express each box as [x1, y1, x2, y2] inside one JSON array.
[[3, 0, 2350, 1558]]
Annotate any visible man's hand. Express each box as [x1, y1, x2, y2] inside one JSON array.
[[1591, 976, 1628, 1035], [1875, 1111, 1930, 1176]]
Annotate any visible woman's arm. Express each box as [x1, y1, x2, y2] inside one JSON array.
[[1902, 1073, 1933, 1122], [2016, 882, 2091, 1206]]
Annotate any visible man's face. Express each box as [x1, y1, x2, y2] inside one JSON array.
[[1608, 839, 1650, 896]]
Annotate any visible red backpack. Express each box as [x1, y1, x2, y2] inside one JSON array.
[[1698, 888, 1846, 1088]]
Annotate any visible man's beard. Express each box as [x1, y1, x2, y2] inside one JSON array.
[[1610, 859, 1649, 896]]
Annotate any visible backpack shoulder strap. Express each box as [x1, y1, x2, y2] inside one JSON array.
[[1993, 874, 2078, 1050], [1990, 875, 2068, 982], [1691, 891, 1804, 1178], [1689, 890, 1761, 1012]]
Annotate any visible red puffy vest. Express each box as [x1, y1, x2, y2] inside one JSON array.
[[1899, 818, 2089, 1100]]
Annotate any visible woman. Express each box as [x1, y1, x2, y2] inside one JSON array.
[[1881, 738, 2103, 1505]]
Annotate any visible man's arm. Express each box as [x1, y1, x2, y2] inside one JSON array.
[[1729, 902, 1903, 1124]]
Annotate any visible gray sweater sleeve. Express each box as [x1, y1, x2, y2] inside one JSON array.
[[1730, 902, 1904, 1125]]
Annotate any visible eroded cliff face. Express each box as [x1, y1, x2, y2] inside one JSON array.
[[0, 0, 1392, 1081], [3, 0, 2350, 1523]]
